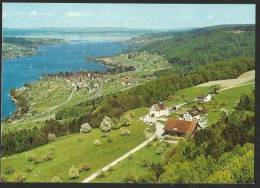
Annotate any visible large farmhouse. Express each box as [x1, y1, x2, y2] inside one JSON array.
[[163, 118, 198, 137], [149, 102, 168, 118]]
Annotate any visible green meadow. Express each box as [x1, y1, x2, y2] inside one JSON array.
[[1, 108, 149, 182]]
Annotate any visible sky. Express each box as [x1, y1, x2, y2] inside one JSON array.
[[2, 3, 256, 29]]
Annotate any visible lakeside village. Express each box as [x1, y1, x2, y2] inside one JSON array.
[[8, 54, 214, 144]]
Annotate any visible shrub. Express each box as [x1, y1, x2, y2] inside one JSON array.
[[138, 171, 157, 183], [155, 147, 164, 155], [106, 137, 113, 143], [51, 176, 62, 182], [68, 165, 79, 179], [4, 166, 15, 175], [141, 160, 151, 168], [25, 166, 33, 173], [0, 176, 6, 182], [98, 170, 106, 178], [78, 163, 92, 172], [48, 133, 56, 142], [121, 122, 130, 127], [33, 159, 42, 165], [27, 155, 37, 162], [14, 174, 27, 182], [42, 152, 54, 161], [93, 139, 101, 146], [146, 142, 152, 147], [121, 128, 130, 136], [101, 132, 108, 137], [107, 166, 114, 172], [80, 122, 92, 133], [123, 172, 137, 183]]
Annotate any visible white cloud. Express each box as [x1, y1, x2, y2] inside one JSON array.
[[66, 11, 92, 17]]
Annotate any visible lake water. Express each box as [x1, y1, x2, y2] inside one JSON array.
[[1, 41, 129, 120]]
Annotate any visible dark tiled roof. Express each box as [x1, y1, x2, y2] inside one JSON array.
[[153, 102, 166, 111]]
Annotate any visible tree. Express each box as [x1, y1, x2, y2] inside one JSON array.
[[80, 122, 92, 133], [100, 116, 113, 132], [68, 165, 79, 179], [207, 170, 235, 183]]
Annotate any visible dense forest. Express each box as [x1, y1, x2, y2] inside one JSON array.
[[137, 24, 255, 67]]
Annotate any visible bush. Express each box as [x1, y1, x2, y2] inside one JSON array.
[[93, 139, 101, 146], [68, 165, 79, 179], [80, 122, 92, 133], [27, 155, 37, 162], [78, 138, 83, 142], [14, 174, 27, 182], [121, 128, 130, 136], [4, 166, 15, 175], [0, 176, 6, 182], [138, 171, 157, 183], [51, 176, 62, 182], [25, 166, 33, 173], [101, 132, 108, 137], [155, 147, 164, 155], [33, 159, 42, 165], [121, 122, 130, 127], [78, 163, 92, 172], [48, 133, 56, 142], [123, 172, 137, 183], [141, 160, 151, 168], [107, 166, 114, 172], [42, 152, 54, 161], [106, 137, 113, 143], [98, 170, 106, 178]]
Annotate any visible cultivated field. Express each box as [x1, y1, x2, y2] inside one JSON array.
[[196, 70, 255, 88]]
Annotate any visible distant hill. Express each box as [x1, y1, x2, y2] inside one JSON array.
[[134, 24, 255, 65]]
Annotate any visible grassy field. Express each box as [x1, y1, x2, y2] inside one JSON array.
[[166, 83, 255, 125], [205, 82, 255, 124], [1, 107, 150, 182], [92, 139, 167, 183], [164, 86, 211, 107]]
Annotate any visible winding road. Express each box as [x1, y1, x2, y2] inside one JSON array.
[[82, 134, 156, 183], [11, 84, 78, 124]]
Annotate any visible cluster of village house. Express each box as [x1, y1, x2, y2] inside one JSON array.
[[149, 93, 212, 139]]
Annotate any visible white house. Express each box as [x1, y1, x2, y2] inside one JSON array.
[[197, 116, 208, 129], [182, 107, 203, 121], [197, 94, 212, 102], [149, 102, 168, 118]]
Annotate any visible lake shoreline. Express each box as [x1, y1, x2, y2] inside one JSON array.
[[2, 40, 129, 121]]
